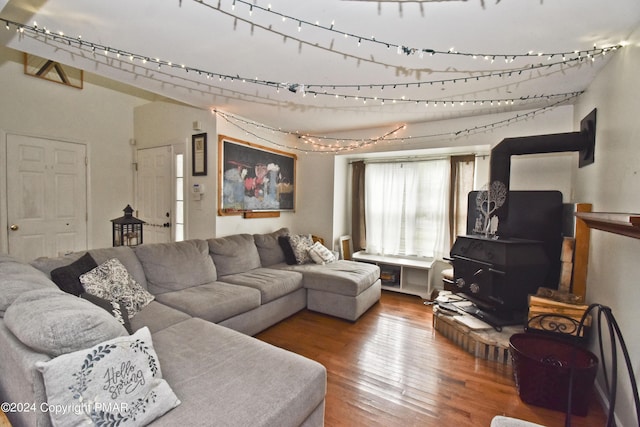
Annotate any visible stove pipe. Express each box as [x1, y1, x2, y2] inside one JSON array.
[[489, 108, 597, 220]]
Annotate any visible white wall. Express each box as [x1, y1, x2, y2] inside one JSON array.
[[134, 101, 218, 239], [0, 46, 152, 250], [133, 103, 337, 243], [573, 25, 640, 426]]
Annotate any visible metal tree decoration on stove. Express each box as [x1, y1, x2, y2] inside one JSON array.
[[474, 181, 507, 238]]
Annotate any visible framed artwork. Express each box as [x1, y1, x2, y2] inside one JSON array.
[[218, 135, 296, 215], [340, 235, 353, 260], [24, 53, 84, 89], [192, 133, 207, 176]]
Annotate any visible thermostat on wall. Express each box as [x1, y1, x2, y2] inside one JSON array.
[[192, 183, 205, 200]]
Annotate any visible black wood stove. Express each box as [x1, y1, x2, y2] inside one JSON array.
[[445, 191, 564, 328], [446, 235, 548, 310], [444, 114, 596, 328]]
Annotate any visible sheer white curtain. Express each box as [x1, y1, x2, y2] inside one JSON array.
[[365, 159, 450, 259]]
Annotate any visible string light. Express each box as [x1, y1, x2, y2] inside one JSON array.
[[192, 0, 621, 63], [4, 18, 600, 107], [304, 90, 582, 106], [212, 93, 580, 153], [2, 17, 601, 143]]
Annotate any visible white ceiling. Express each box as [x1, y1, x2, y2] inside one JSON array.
[[1, 0, 639, 134]]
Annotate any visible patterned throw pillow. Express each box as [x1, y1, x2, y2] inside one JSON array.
[[80, 258, 154, 319], [287, 234, 314, 264], [36, 327, 180, 427], [308, 241, 336, 265]]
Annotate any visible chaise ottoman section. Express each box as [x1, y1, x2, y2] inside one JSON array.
[[307, 279, 382, 322], [279, 260, 382, 321], [148, 318, 326, 427], [299, 261, 380, 296]]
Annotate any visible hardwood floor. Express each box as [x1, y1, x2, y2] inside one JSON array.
[[256, 291, 607, 427]]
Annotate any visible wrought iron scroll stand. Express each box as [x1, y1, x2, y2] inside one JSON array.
[[565, 304, 640, 427]]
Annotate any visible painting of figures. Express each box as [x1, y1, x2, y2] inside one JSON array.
[[218, 135, 296, 215]]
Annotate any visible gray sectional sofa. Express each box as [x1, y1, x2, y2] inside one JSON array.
[[0, 228, 381, 427]]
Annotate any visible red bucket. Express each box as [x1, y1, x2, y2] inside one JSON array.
[[509, 333, 598, 416]]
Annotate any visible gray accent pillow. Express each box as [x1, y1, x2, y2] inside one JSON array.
[[80, 258, 154, 319], [208, 234, 261, 276], [36, 327, 180, 427], [134, 240, 217, 294], [253, 228, 289, 267], [4, 289, 128, 357]]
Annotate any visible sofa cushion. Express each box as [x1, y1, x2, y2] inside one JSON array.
[[134, 240, 217, 294], [208, 234, 261, 276], [80, 292, 133, 334], [146, 318, 326, 427], [80, 258, 155, 319], [50, 252, 98, 296], [30, 252, 85, 277], [129, 301, 192, 334], [219, 268, 303, 304], [4, 289, 128, 357], [0, 256, 57, 316], [253, 228, 289, 267], [154, 282, 261, 324], [36, 327, 180, 427]]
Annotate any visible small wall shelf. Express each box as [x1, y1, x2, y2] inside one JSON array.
[[352, 251, 433, 299], [575, 212, 640, 239]]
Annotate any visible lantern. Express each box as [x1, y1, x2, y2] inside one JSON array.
[[111, 205, 145, 247]]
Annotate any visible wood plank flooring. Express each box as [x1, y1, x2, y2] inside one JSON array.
[[256, 291, 607, 427]]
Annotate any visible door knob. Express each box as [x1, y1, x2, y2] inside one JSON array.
[[10, 224, 19, 231]]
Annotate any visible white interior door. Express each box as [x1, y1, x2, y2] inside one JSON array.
[[6, 134, 88, 261], [136, 146, 172, 244]]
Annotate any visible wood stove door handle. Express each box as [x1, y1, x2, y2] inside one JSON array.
[[488, 268, 506, 275], [451, 255, 493, 267]]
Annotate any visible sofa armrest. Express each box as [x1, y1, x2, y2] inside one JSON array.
[[0, 321, 52, 427]]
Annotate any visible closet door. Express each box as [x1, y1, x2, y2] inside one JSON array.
[[6, 134, 87, 261]]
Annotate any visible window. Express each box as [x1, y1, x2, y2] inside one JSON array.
[[364, 159, 451, 259], [174, 153, 185, 242]]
